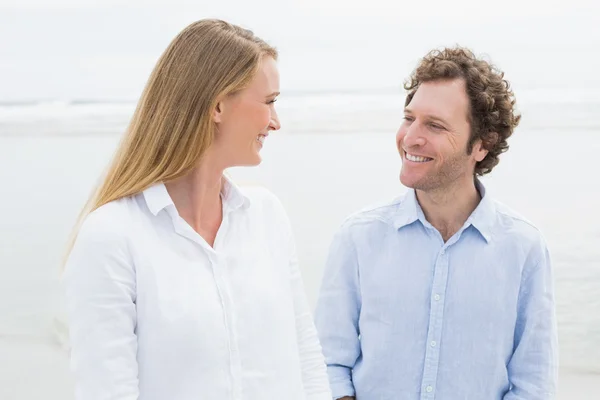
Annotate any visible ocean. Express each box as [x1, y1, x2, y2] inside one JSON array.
[[1, 89, 599, 398]]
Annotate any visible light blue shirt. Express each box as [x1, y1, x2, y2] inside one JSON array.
[[315, 182, 558, 399]]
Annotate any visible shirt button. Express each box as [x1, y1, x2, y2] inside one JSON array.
[[431, 341, 437, 347], [440, 249, 445, 255], [434, 294, 441, 301], [426, 386, 433, 393]]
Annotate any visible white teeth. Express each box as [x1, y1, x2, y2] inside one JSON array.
[[406, 153, 431, 162], [257, 135, 265, 144]]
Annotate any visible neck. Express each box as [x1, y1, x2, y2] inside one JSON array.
[[164, 152, 225, 232], [416, 176, 481, 242]]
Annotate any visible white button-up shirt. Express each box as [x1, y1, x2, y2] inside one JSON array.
[[63, 178, 332, 400]]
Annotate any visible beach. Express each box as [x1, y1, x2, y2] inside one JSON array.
[[1, 95, 599, 397], [2, 1, 599, 397]]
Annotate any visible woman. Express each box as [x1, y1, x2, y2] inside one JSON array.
[[62, 19, 331, 399]]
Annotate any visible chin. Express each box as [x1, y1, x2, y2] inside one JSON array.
[[400, 179, 417, 190], [399, 171, 417, 189], [402, 175, 446, 193], [400, 172, 433, 191], [245, 154, 262, 167]]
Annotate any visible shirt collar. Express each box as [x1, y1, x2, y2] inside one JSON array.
[[465, 179, 495, 243], [143, 182, 174, 216], [221, 174, 251, 211], [142, 174, 251, 217], [392, 178, 495, 243], [392, 189, 421, 231]]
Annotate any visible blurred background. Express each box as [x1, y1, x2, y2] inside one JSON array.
[[1, 0, 599, 398]]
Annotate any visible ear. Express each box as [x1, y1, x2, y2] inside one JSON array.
[[213, 100, 224, 123], [472, 138, 490, 162]]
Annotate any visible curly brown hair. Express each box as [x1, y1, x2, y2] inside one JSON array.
[[404, 47, 521, 176]]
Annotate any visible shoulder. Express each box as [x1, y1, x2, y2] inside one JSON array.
[[64, 198, 136, 279], [70, 197, 139, 261], [333, 194, 408, 244], [240, 184, 288, 217], [77, 198, 134, 241], [242, 184, 285, 207], [237, 184, 293, 236], [493, 200, 545, 242], [341, 193, 407, 230], [492, 199, 549, 263]]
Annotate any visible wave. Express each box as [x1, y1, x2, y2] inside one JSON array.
[[0, 92, 598, 137], [2, 84, 599, 107]]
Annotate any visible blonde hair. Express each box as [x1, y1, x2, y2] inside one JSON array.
[[63, 19, 277, 263]]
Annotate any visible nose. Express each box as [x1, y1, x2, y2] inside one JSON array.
[[268, 108, 281, 131], [401, 120, 426, 148]]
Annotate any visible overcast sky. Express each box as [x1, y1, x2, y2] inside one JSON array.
[[1, 0, 598, 101]]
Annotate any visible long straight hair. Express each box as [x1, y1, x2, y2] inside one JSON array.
[[63, 19, 277, 264]]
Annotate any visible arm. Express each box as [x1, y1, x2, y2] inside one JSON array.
[[62, 212, 139, 399], [287, 222, 333, 399], [504, 240, 558, 399], [314, 226, 361, 400]]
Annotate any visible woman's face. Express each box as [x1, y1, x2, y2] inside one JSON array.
[[211, 56, 281, 168]]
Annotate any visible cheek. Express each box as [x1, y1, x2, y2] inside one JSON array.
[[251, 105, 271, 128], [395, 128, 406, 149], [430, 138, 450, 164], [232, 103, 269, 132], [446, 133, 461, 152]]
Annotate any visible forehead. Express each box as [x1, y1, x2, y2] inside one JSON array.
[[246, 56, 279, 94], [406, 79, 470, 122]]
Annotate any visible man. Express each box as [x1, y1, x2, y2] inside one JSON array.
[[314, 47, 558, 399]]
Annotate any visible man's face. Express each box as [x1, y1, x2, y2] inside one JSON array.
[[396, 78, 488, 192]]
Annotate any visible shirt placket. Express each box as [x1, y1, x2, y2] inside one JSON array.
[[420, 245, 450, 400], [211, 210, 243, 400]]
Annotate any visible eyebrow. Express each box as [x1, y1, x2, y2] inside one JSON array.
[[267, 91, 280, 98], [404, 108, 450, 126]]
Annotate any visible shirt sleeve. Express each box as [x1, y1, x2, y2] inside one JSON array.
[[62, 210, 139, 400], [286, 217, 333, 399], [314, 225, 361, 399], [504, 237, 559, 399]]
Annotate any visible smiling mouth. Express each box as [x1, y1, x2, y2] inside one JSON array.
[[257, 134, 267, 144], [405, 152, 433, 163]]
